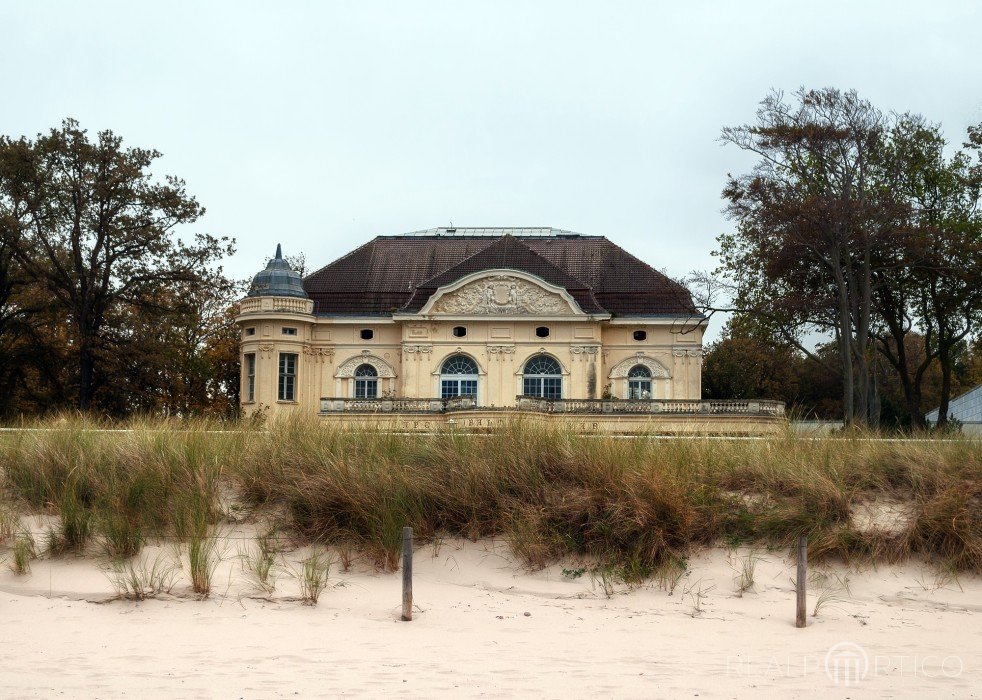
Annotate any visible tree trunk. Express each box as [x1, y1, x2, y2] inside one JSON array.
[[936, 348, 954, 428], [78, 340, 95, 411]]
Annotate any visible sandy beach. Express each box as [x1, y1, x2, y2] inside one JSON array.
[[2, 527, 979, 699]]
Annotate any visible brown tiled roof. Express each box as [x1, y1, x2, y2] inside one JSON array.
[[302, 230, 696, 317], [402, 236, 605, 313]]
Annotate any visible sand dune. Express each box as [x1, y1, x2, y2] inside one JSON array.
[[1, 529, 979, 699]]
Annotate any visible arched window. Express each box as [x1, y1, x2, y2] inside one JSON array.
[[627, 364, 652, 399], [523, 355, 562, 399], [440, 355, 478, 399], [354, 363, 378, 398]]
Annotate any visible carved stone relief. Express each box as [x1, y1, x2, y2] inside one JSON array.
[[403, 344, 433, 361], [432, 275, 575, 315], [302, 346, 334, 363], [335, 354, 396, 378], [608, 354, 671, 379], [486, 345, 516, 360]]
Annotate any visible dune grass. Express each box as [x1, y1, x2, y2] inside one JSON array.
[[0, 416, 979, 585]]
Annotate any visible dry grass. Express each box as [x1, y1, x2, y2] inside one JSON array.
[[9, 531, 36, 575], [293, 547, 331, 605], [733, 549, 761, 596], [1, 416, 979, 584], [107, 552, 179, 600], [241, 529, 279, 594]]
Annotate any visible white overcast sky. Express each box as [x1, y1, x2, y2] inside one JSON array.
[[2, 1, 980, 340]]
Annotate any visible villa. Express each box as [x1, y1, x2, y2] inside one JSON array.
[[237, 227, 784, 432]]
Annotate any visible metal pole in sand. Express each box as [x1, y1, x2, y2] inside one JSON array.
[[402, 526, 413, 621], [796, 534, 807, 628]]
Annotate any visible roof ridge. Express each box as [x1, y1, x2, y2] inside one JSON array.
[[397, 226, 594, 238]]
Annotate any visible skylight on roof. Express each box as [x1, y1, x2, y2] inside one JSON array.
[[399, 227, 584, 237]]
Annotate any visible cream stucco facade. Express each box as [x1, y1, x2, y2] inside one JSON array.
[[236, 268, 705, 417]]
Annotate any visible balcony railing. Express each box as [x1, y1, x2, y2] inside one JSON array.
[[320, 398, 450, 413], [319, 396, 785, 416], [238, 296, 314, 315], [514, 397, 785, 416]]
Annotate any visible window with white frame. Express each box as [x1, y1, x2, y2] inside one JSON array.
[[627, 364, 652, 399], [440, 355, 478, 399], [523, 355, 562, 399], [244, 353, 256, 402], [278, 353, 297, 401], [354, 363, 379, 398]]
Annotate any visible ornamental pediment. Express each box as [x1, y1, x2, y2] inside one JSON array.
[[422, 271, 583, 316]]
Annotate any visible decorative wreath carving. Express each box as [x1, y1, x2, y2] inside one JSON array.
[[608, 354, 670, 379], [335, 354, 396, 378], [433, 274, 575, 315]]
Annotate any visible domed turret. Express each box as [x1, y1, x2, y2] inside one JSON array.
[[247, 244, 308, 298]]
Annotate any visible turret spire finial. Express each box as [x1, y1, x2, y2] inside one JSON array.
[[275, 243, 282, 260]]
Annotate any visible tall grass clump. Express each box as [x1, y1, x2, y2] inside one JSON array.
[[0, 504, 16, 544], [0, 416, 237, 562], [47, 485, 94, 555], [107, 552, 178, 601], [3, 415, 980, 581], [9, 532, 37, 575], [242, 529, 279, 594], [236, 417, 982, 576], [294, 547, 331, 605], [173, 478, 222, 597], [186, 534, 220, 596]]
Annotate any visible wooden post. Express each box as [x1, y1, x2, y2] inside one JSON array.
[[796, 534, 807, 628], [401, 526, 413, 621]]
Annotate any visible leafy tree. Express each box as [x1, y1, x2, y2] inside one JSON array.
[[0, 119, 234, 411], [870, 116, 982, 428], [705, 89, 982, 429], [717, 88, 913, 427], [702, 319, 800, 404]]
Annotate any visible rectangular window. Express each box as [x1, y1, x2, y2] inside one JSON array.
[[282, 327, 297, 336], [244, 353, 256, 402], [355, 378, 377, 399], [542, 377, 562, 400], [245, 327, 256, 336], [522, 377, 537, 397], [278, 353, 297, 401], [441, 379, 478, 399], [523, 377, 562, 399]]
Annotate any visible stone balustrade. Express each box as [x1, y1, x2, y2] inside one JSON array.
[[239, 296, 314, 315], [318, 396, 785, 416]]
